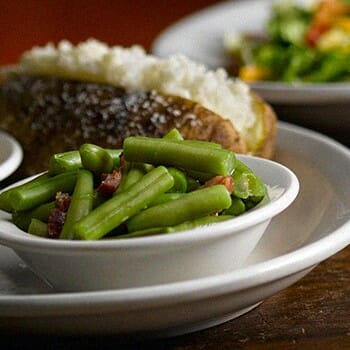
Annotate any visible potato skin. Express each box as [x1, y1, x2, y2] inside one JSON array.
[[0, 75, 277, 178], [252, 93, 278, 160], [0, 75, 249, 177]]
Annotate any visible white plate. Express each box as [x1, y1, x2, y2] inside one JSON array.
[[0, 122, 350, 336], [152, 0, 350, 104], [0, 130, 22, 182]]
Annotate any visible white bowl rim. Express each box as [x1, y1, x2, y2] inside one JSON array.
[[0, 155, 299, 252]]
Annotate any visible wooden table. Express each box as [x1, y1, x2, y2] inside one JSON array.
[[1, 1, 350, 348]]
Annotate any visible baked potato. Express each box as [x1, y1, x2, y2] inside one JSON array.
[[0, 39, 277, 177]]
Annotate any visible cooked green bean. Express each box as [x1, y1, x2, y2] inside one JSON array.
[[12, 201, 55, 231], [9, 171, 77, 212], [186, 176, 200, 192], [182, 140, 222, 149], [48, 150, 82, 176], [105, 148, 123, 168], [59, 170, 94, 239], [126, 184, 232, 232], [123, 136, 236, 176], [28, 218, 49, 238], [163, 128, 184, 141], [164, 129, 221, 149], [0, 173, 51, 212], [233, 159, 266, 201], [167, 167, 187, 193], [223, 196, 246, 216], [49, 148, 123, 176], [115, 163, 149, 195], [6, 130, 268, 240], [79, 144, 114, 175], [116, 227, 167, 238], [185, 169, 215, 183], [118, 215, 234, 238], [149, 192, 185, 206], [73, 166, 174, 240], [0, 191, 12, 213], [93, 190, 107, 208], [166, 214, 233, 233]]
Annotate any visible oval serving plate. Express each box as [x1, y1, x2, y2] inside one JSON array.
[[0, 122, 349, 336]]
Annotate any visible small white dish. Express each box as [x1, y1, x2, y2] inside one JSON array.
[[152, 0, 350, 105], [0, 155, 299, 292], [0, 122, 349, 336], [0, 130, 22, 182]]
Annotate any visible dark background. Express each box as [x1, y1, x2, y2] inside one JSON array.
[[0, 0, 220, 65]]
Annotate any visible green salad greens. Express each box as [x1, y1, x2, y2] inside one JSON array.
[[224, 0, 350, 83]]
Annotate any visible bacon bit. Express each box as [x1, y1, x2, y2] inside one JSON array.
[[55, 192, 71, 212], [97, 169, 122, 197], [48, 208, 67, 238], [46, 192, 71, 238], [203, 176, 234, 194]]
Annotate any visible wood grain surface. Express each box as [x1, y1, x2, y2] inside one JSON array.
[[0, 1, 350, 348]]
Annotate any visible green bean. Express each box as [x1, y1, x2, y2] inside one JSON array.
[[233, 159, 266, 200], [93, 190, 107, 208], [185, 169, 215, 183], [182, 140, 222, 149], [0, 173, 51, 213], [49, 148, 123, 176], [163, 129, 221, 148], [12, 201, 55, 231], [9, 171, 77, 212], [115, 163, 148, 195], [28, 218, 49, 238], [166, 215, 233, 233], [123, 136, 236, 176], [59, 170, 94, 239], [0, 191, 14, 213], [163, 129, 184, 141], [149, 192, 185, 206], [118, 215, 233, 238], [105, 148, 123, 168], [73, 166, 174, 240], [116, 227, 167, 238], [167, 168, 187, 193], [48, 150, 82, 175], [163, 128, 221, 148], [79, 144, 114, 175], [186, 176, 200, 192], [223, 196, 246, 216], [126, 184, 232, 232]]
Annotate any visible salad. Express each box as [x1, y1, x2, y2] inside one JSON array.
[[224, 0, 350, 83]]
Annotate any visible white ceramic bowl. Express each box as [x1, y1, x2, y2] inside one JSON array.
[[0, 155, 299, 292], [0, 130, 23, 181]]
